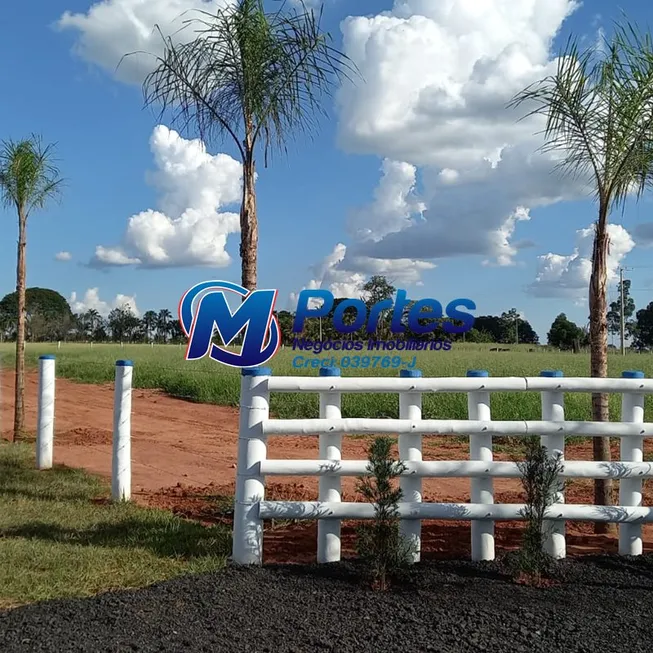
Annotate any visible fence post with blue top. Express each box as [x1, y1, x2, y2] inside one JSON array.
[[540, 370, 566, 559], [467, 370, 494, 561], [112, 360, 134, 502], [233, 367, 272, 565], [317, 367, 342, 563], [399, 369, 423, 563], [619, 370, 646, 556]]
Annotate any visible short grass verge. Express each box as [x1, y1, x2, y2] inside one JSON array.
[[0, 442, 231, 609]]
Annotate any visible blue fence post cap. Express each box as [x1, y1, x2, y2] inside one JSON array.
[[242, 367, 272, 377], [39, 354, 55, 360], [622, 370, 645, 379], [116, 360, 133, 367], [466, 370, 489, 377], [319, 367, 341, 377], [540, 370, 563, 377], [400, 369, 422, 378]]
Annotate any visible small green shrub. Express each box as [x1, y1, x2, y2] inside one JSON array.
[[517, 437, 565, 581], [355, 437, 416, 590]]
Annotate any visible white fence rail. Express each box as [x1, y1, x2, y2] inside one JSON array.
[[233, 367, 651, 566]]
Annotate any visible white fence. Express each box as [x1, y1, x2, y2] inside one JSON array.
[[233, 366, 653, 566], [34, 355, 133, 501]]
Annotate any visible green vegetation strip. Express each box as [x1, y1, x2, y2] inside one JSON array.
[[2, 343, 653, 422], [0, 442, 230, 608]]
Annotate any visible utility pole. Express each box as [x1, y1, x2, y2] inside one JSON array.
[[620, 267, 625, 356]]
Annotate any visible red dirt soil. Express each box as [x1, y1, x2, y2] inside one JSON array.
[[2, 369, 653, 562]]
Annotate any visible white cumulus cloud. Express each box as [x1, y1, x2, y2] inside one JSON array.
[[528, 223, 635, 299], [333, 0, 587, 268], [348, 159, 426, 243], [292, 158, 436, 299], [90, 125, 242, 268], [56, 0, 236, 84], [55, 251, 72, 261], [289, 241, 435, 308], [69, 288, 141, 317]]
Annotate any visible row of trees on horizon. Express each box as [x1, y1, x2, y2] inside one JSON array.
[[3, 278, 653, 352]]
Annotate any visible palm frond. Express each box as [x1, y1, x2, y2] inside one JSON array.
[[0, 135, 64, 217], [508, 18, 653, 211], [133, 0, 358, 164]]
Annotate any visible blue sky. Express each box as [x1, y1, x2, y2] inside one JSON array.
[[1, 0, 653, 344]]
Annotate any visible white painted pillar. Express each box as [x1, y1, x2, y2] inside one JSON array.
[[619, 370, 646, 556], [467, 369, 494, 561], [317, 366, 342, 563], [36, 355, 56, 470], [539, 369, 566, 559], [233, 367, 271, 565], [399, 368, 422, 563], [112, 360, 133, 501]]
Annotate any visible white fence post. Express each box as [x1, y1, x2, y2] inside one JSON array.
[[467, 369, 494, 561], [619, 370, 645, 556], [539, 369, 566, 559], [36, 355, 56, 470], [318, 366, 342, 563], [233, 367, 271, 565], [399, 368, 422, 563], [112, 360, 133, 501]]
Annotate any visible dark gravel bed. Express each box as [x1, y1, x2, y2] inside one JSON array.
[[2, 554, 653, 652]]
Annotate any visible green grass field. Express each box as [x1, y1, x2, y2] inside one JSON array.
[[2, 341, 652, 422], [0, 442, 230, 608]]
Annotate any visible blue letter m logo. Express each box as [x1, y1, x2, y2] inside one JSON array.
[[179, 281, 280, 369]]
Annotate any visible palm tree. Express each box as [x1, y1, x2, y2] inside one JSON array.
[[135, 0, 354, 291], [86, 309, 102, 341], [157, 309, 173, 343], [0, 137, 63, 441], [142, 310, 158, 343], [509, 20, 653, 531]]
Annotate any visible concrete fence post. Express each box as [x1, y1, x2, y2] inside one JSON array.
[[233, 367, 271, 565], [399, 368, 423, 563], [467, 369, 494, 561], [36, 355, 56, 470], [112, 360, 133, 501], [317, 367, 342, 563], [619, 370, 646, 556], [539, 370, 566, 559]]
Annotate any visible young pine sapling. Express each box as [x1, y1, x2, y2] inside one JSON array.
[[517, 437, 565, 582], [355, 436, 416, 590]]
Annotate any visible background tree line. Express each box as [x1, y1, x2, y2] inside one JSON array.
[[5, 277, 653, 351], [0, 288, 185, 344], [548, 279, 653, 352]]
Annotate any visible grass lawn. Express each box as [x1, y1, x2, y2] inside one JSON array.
[[2, 341, 653, 421], [0, 442, 231, 609]]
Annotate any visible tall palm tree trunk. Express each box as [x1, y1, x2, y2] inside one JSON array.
[[240, 126, 258, 293], [13, 210, 27, 441], [589, 205, 613, 535]]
